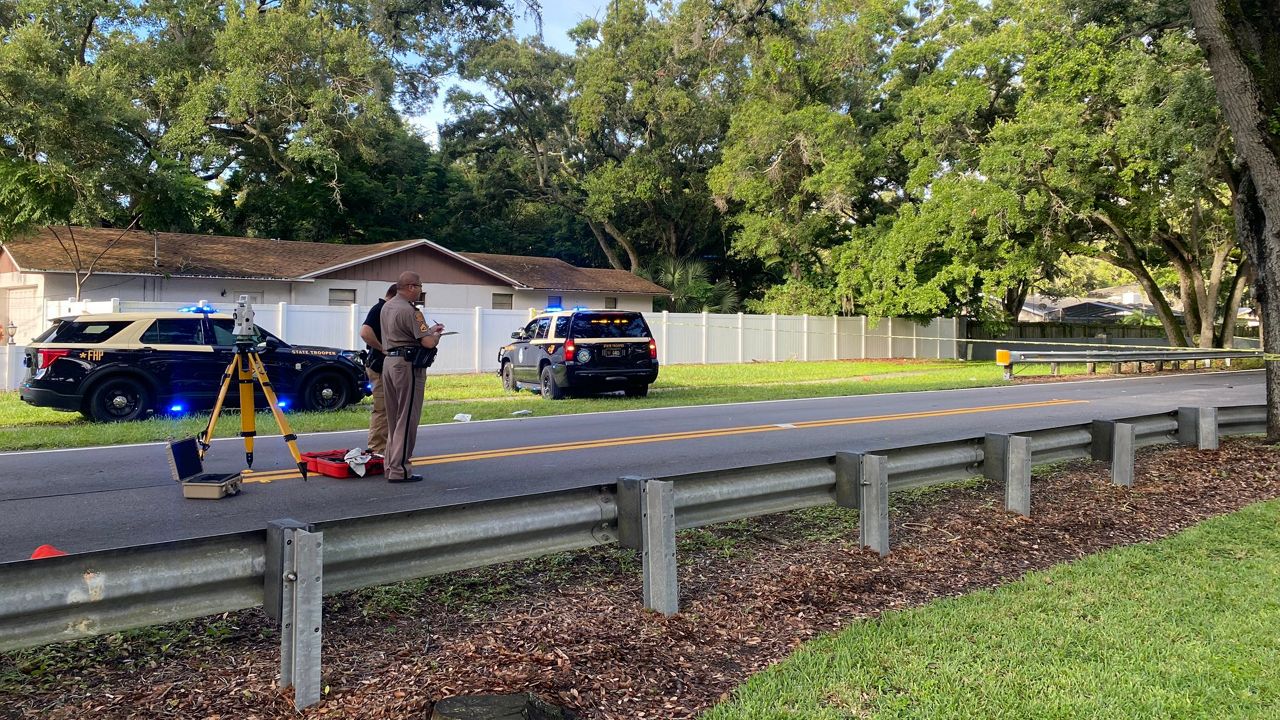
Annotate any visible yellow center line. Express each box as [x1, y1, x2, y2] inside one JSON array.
[[240, 398, 1085, 484]]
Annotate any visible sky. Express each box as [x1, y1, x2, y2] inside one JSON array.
[[409, 1, 610, 144]]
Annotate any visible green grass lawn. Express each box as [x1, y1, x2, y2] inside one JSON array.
[[703, 499, 1280, 720], [0, 359, 1085, 452]]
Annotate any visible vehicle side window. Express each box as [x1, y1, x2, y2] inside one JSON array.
[[208, 319, 272, 346], [522, 320, 539, 339], [45, 321, 131, 343], [533, 317, 551, 340], [554, 317, 570, 339], [141, 319, 204, 345]]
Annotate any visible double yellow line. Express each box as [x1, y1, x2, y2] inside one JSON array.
[[239, 398, 1085, 484]]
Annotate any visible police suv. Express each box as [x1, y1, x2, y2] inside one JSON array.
[[20, 309, 369, 421], [498, 309, 659, 399]]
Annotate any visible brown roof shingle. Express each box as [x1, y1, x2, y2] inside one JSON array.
[[459, 252, 668, 294], [1, 227, 418, 280]]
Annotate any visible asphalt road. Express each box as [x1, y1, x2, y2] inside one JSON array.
[[0, 370, 1263, 562]]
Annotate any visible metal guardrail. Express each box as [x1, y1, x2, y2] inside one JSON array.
[[0, 403, 1267, 708], [995, 348, 1262, 379]]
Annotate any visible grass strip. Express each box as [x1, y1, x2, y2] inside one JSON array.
[[0, 360, 1086, 452], [703, 498, 1280, 720]]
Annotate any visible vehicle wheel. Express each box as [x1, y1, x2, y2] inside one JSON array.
[[87, 377, 151, 422], [301, 372, 350, 412], [624, 384, 649, 398], [540, 365, 564, 400], [501, 361, 518, 392]]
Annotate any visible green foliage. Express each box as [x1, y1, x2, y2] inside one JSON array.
[[745, 276, 841, 316]]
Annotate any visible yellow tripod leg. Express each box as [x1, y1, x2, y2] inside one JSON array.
[[247, 350, 309, 479], [200, 355, 238, 458], [237, 351, 257, 467]]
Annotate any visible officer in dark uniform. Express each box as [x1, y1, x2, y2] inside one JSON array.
[[380, 272, 444, 483], [359, 283, 399, 455]]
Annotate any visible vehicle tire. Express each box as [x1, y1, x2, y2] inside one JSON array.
[[301, 372, 350, 412], [624, 383, 649, 398], [87, 377, 152, 422], [501, 361, 518, 392], [540, 364, 564, 400]]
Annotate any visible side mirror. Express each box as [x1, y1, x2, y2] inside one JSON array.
[[511, 330, 525, 340]]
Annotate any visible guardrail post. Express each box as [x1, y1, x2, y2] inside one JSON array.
[[857, 454, 889, 556], [834, 452, 861, 510], [266, 520, 323, 710], [617, 477, 678, 616], [1110, 362, 1121, 374], [984, 434, 1031, 516], [1178, 407, 1219, 450], [1090, 421, 1136, 487], [1086, 362, 1096, 375]]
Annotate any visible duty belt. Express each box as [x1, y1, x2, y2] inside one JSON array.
[[387, 347, 419, 357]]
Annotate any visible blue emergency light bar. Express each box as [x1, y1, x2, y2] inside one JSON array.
[[178, 304, 217, 314]]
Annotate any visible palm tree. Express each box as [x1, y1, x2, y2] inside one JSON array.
[[643, 256, 739, 313]]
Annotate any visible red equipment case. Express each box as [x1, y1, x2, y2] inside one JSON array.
[[301, 449, 383, 478]]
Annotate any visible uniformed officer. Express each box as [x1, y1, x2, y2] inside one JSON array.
[[380, 271, 444, 483], [359, 283, 399, 455]]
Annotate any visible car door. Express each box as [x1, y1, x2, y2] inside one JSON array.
[[207, 318, 295, 402], [138, 317, 222, 404], [514, 317, 548, 382]]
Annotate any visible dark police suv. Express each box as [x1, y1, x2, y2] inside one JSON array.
[[20, 310, 369, 421], [498, 309, 659, 399]]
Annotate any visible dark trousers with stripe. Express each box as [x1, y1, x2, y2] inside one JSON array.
[[382, 356, 425, 480]]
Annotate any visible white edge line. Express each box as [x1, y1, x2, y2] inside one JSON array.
[[0, 369, 1261, 457]]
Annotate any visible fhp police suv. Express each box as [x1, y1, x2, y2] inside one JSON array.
[[20, 307, 369, 421], [498, 309, 659, 399]]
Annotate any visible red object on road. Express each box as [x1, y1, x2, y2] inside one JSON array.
[[30, 544, 68, 559]]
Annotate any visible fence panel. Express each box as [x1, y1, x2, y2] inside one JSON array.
[[742, 314, 772, 363], [775, 315, 805, 361], [664, 312, 703, 364], [704, 314, 735, 364], [808, 316, 836, 361]]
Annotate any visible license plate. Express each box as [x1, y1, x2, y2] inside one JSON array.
[[603, 347, 623, 357]]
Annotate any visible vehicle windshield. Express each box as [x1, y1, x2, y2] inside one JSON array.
[[570, 314, 650, 339], [36, 320, 131, 344]]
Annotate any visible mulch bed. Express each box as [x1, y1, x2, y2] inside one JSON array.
[[3, 438, 1278, 719]]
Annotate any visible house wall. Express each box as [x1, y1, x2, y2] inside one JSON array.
[[511, 289, 654, 313], [1, 272, 46, 344]]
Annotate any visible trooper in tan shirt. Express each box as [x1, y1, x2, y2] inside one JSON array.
[[379, 271, 444, 482]]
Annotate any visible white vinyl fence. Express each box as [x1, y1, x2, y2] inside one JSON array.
[[0, 299, 961, 390]]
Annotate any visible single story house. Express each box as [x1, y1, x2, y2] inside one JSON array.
[[0, 227, 668, 344], [1019, 294, 1157, 323]]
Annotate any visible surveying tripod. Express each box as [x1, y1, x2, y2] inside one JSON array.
[[199, 296, 308, 479]]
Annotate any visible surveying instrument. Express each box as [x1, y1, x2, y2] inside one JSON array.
[[199, 296, 308, 479]]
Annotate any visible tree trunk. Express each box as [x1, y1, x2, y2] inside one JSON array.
[[1190, 0, 1280, 440], [601, 220, 642, 274], [1217, 260, 1250, 347], [586, 220, 625, 270], [1094, 216, 1188, 345]]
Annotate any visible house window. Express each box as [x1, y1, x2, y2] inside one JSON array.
[[547, 295, 562, 309], [492, 293, 513, 310], [328, 288, 357, 306], [604, 296, 618, 309]]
